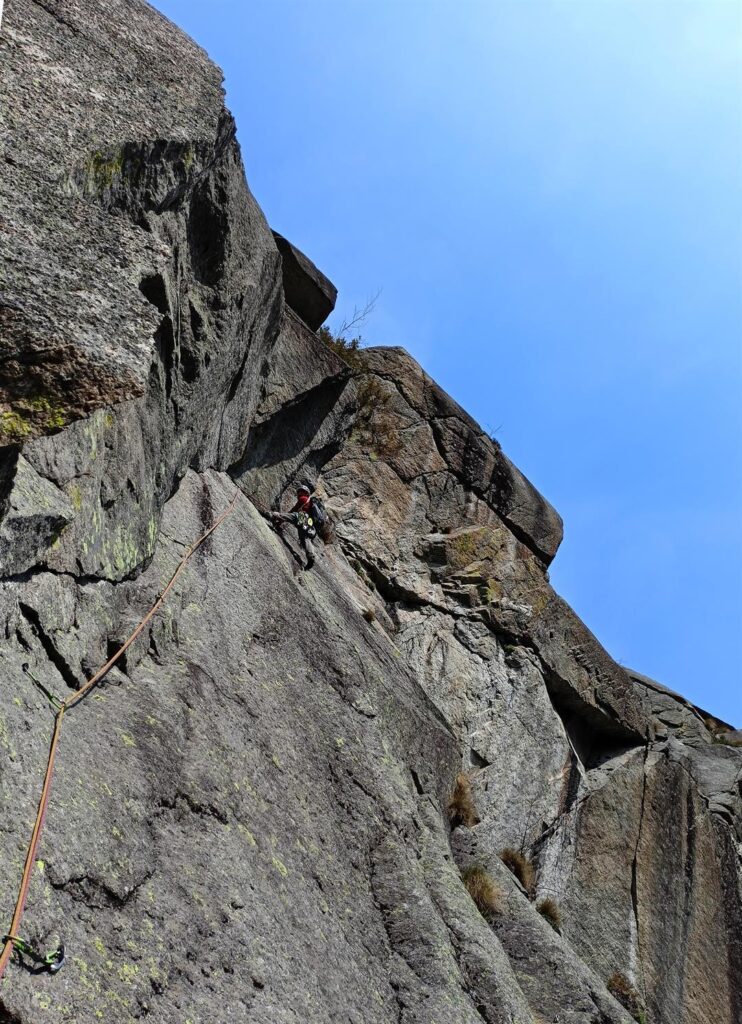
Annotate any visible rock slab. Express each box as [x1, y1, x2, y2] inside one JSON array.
[[0, 3, 739, 1024]]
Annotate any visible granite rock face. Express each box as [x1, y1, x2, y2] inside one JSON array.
[[0, 0, 224, 443], [272, 231, 338, 331], [1, 0, 285, 579], [0, 452, 74, 576], [0, 3, 739, 1024]]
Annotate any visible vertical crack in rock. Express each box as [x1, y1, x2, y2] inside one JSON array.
[[675, 783, 698, 1015], [630, 743, 650, 1000], [0, 2, 739, 1022], [17, 601, 81, 692]]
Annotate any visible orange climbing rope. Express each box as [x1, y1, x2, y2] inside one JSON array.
[[0, 488, 239, 983]]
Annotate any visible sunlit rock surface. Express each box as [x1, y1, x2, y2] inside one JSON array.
[[0, 3, 739, 1023]]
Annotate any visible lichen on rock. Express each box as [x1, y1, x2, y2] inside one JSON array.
[[0, 2, 739, 1024]]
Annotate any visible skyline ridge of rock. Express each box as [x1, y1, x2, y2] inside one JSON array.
[[0, 2, 739, 1022]]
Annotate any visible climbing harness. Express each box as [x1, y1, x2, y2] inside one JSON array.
[[3, 935, 65, 973], [0, 488, 239, 985]]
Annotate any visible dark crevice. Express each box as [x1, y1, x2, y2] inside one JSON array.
[[535, 647, 644, 759], [226, 346, 250, 403], [675, 783, 697, 1014], [469, 748, 489, 770], [3, 560, 140, 587], [4, 565, 105, 586], [229, 373, 351, 480], [180, 344, 199, 384], [0, 998, 24, 1024], [155, 790, 229, 826], [343, 767, 379, 805], [17, 602, 81, 692], [410, 769, 425, 796], [715, 822, 742, 1023], [547, 684, 639, 769], [31, 0, 81, 35], [154, 315, 176, 399], [559, 748, 582, 815], [15, 627, 32, 653], [187, 178, 229, 287], [48, 867, 154, 909], [0, 447, 18, 516], [188, 299, 205, 341], [139, 272, 169, 315], [630, 744, 650, 1006], [104, 637, 132, 676]]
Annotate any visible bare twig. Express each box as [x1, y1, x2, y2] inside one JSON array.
[[335, 289, 382, 340]]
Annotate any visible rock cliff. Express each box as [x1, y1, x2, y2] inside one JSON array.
[[0, 3, 739, 1023]]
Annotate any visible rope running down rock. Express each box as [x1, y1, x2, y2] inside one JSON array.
[[0, 488, 240, 983]]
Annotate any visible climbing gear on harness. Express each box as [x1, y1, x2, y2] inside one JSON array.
[[0, 488, 240, 986], [296, 510, 315, 535], [4, 935, 65, 973]]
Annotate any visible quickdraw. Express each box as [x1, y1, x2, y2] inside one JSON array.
[[4, 935, 65, 973], [0, 489, 240, 985], [22, 664, 63, 712]]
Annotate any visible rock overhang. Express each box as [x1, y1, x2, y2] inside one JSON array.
[[0, 3, 739, 1022]]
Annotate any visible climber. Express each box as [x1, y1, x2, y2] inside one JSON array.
[[270, 483, 319, 569]]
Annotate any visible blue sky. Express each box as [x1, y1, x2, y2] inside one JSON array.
[[153, 0, 741, 724]]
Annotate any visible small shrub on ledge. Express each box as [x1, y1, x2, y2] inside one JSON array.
[[462, 865, 504, 920], [448, 773, 479, 829], [606, 971, 646, 1023], [536, 897, 562, 931], [317, 326, 366, 370], [500, 847, 536, 899]]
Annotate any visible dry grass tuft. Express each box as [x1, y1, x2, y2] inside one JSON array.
[[711, 730, 742, 747], [500, 847, 536, 898], [362, 607, 376, 623], [462, 866, 504, 919], [448, 773, 479, 829], [536, 897, 562, 930], [607, 972, 645, 1022]]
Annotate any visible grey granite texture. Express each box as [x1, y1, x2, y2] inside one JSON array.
[[0, 3, 739, 1023]]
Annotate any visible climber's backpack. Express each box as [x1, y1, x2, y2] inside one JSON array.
[[309, 496, 334, 543], [309, 496, 327, 527]]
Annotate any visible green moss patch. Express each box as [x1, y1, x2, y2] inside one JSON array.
[[0, 395, 68, 443], [85, 149, 124, 191]]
